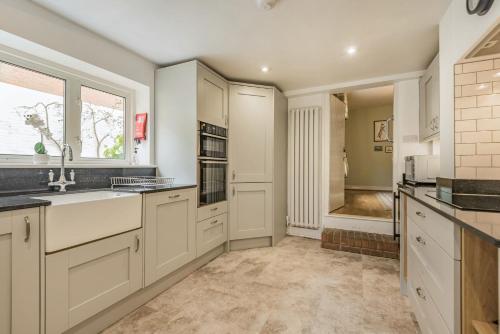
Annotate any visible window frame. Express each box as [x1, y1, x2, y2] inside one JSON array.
[[0, 51, 134, 166]]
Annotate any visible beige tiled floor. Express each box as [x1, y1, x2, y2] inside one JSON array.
[[103, 237, 418, 334]]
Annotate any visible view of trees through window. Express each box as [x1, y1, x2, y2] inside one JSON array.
[[0, 61, 126, 160]]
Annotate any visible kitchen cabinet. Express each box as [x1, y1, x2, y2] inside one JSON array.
[[229, 183, 273, 240], [45, 229, 143, 334], [229, 84, 274, 183], [198, 65, 228, 128], [144, 188, 196, 286], [419, 54, 440, 141], [196, 213, 227, 257], [0, 208, 40, 334]]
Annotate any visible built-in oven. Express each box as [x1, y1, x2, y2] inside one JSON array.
[[198, 122, 228, 207]]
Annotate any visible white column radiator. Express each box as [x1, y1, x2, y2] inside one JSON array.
[[287, 106, 321, 229]]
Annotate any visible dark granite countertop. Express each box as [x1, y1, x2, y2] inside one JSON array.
[[397, 183, 500, 247], [0, 184, 197, 212]]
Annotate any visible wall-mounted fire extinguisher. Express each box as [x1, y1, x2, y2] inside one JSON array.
[[134, 113, 147, 143]]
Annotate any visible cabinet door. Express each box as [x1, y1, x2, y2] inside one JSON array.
[[419, 55, 439, 141], [46, 229, 143, 334], [145, 189, 196, 286], [0, 208, 40, 334], [229, 183, 273, 240], [229, 85, 274, 183], [198, 65, 228, 128]]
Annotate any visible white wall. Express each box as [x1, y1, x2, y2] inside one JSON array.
[[439, 0, 500, 177], [393, 79, 433, 188], [0, 0, 157, 165]]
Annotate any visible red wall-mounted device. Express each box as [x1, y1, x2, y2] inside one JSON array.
[[134, 113, 147, 141]]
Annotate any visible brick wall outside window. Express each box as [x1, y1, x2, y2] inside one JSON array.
[[455, 57, 500, 179]]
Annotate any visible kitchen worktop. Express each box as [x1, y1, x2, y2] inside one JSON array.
[[0, 184, 197, 212], [398, 183, 500, 247]]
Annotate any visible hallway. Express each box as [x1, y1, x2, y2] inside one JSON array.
[[331, 190, 393, 219]]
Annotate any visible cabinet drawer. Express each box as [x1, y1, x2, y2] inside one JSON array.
[[197, 201, 228, 222], [407, 198, 460, 259], [408, 249, 451, 334], [197, 213, 227, 257], [408, 221, 460, 333]]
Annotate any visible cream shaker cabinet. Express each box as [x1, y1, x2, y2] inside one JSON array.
[[229, 183, 273, 240], [229, 84, 274, 183], [144, 188, 197, 286], [45, 229, 143, 334], [198, 65, 228, 128], [419, 54, 440, 141], [0, 208, 40, 334]]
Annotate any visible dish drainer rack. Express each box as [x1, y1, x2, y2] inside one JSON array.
[[110, 176, 175, 189]]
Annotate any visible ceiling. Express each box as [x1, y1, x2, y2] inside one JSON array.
[[347, 85, 394, 111], [32, 0, 450, 92]]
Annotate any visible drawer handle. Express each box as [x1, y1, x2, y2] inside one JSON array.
[[416, 287, 426, 300], [416, 236, 426, 245], [24, 216, 31, 242], [135, 235, 140, 253], [169, 194, 181, 199], [210, 207, 218, 212], [210, 220, 219, 225], [416, 211, 426, 218]]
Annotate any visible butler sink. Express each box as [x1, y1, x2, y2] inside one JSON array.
[[32, 191, 142, 252]]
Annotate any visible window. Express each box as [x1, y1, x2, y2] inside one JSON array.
[[80, 86, 125, 160], [0, 61, 65, 156], [0, 55, 132, 164]]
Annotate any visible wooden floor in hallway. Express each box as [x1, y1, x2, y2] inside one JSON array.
[[331, 190, 393, 219], [103, 237, 418, 334]]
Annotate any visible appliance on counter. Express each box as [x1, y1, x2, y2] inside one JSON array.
[[404, 155, 440, 184], [198, 121, 227, 207]]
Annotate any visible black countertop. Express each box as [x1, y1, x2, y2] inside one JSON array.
[[398, 183, 500, 247], [0, 184, 197, 212]]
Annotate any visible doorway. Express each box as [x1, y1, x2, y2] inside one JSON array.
[[328, 85, 394, 220]]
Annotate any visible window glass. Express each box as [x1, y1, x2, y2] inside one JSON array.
[[80, 86, 125, 159], [0, 61, 64, 156]]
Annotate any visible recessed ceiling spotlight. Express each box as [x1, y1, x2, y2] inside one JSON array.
[[256, 0, 278, 10], [261, 66, 270, 73], [346, 46, 357, 55]]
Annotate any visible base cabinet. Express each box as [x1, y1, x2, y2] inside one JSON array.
[[144, 188, 197, 286], [197, 213, 227, 257], [0, 208, 40, 334], [45, 229, 143, 334], [229, 183, 273, 240]]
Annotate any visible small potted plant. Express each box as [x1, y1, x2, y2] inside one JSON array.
[[33, 142, 49, 165]]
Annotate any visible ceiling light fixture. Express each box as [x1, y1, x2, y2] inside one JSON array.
[[256, 0, 278, 10], [261, 66, 269, 73], [346, 46, 357, 55]]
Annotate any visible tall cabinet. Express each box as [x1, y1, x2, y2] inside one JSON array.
[[419, 54, 440, 141], [228, 83, 288, 248]]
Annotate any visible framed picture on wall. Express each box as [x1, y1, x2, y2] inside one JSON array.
[[385, 146, 393, 153], [374, 120, 389, 142]]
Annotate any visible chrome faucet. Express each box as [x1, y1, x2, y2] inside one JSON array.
[[48, 144, 76, 192]]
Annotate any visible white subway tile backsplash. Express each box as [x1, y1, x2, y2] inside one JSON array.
[[455, 86, 462, 98], [456, 96, 477, 108], [461, 83, 493, 96], [455, 73, 476, 85], [460, 107, 492, 120], [477, 70, 500, 83], [494, 81, 500, 94], [456, 120, 476, 132], [461, 155, 491, 167], [476, 167, 500, 179], [461, 131, 491, 143], [493, 106, 500, 118], [477, 118, 500, 131], [495, 59, 500, 69], [455, 64, 463, 74], [493, 131, 500, 142], [455, 132, 461, 143], [456, 143, 476, 155], [492, 155, 500, 167], [477, 143, 500, 154], [456, 156, 461, 167], [455, 167, 476, 178], [477, 94, 500, 107], [463, 60, 494, 73]]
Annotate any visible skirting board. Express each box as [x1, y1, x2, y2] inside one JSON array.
[[229, 237, 272, 251], [65, 244, 225, 334], [345, 185, 393, 191], [287, 226, 322, 240]]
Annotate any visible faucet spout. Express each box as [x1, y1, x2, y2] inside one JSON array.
[[50, 144, 76, 192]]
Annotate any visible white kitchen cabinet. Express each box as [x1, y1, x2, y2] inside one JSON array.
[[229, 183, 273, 240], [0, 208, 40, 334], [419, 54, 440, 141], [196, 213, 227, 257], [198, 65, 228, 128], [144, 188, 197, 286], [229, 84, 274, 183], [45, 229, 143, 334]]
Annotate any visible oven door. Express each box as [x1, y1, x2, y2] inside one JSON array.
[[199, 133, 227, 159], [199, 160, 227, 207]]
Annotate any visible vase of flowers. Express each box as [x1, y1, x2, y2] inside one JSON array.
[[33, 142, 49, 165]]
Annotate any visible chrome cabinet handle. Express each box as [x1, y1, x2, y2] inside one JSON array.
[[210, 207, 218, 212], [232, 170, 236, 180], [24, 216, 31, 242], [169, 194, 180, 199], [135, 235, 140, 253], [416, 287, 426, 300], [416, 211, 426, 218], [416, 236, 426, 245], [210, 220, 219, 225]]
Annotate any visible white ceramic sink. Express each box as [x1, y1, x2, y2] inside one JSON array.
[[33, 191, 142, 252]]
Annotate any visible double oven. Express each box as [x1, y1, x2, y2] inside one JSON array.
[[198, 122, 227, 207]]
